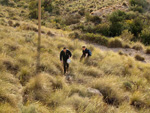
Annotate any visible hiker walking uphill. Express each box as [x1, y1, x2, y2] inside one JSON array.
[[80, 46, 92, 61], [60, 47, 72, 75]]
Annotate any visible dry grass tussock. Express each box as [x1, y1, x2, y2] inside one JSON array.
[[0, 22, 150, 113]]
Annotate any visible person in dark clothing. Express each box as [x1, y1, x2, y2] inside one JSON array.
[[80, 46, 92, 61], [60, 47, 72, 74]]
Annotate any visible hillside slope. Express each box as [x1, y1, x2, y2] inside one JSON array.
[[0, 1, 150, 113], [1, 17, 150, 113]]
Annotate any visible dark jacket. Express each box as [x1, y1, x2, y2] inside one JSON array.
[[82, 48, 91, 57], [60, 50, 72, 62]]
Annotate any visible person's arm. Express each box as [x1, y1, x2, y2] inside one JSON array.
[[85, 50, 88, 58], [85, 53, 88, 58], [60, 51, 63, 62], [68, 50, 72, 58], [80, 51, 84, 61]]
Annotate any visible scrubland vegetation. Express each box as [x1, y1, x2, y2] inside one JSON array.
[[0, 18, 150, 113], [0, 0, 150, 113]]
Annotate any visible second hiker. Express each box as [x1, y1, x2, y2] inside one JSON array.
[[80, 46, 92, 61], [60, 47, 72, 75]]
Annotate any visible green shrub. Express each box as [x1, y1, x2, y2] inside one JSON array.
[[128, 18, 143, 37], [94, 23, 110, 36], [108, 10, 128, 36], [109, 10, 127, 23], [130, 5, 143, 13], [29, 1, 39, 19], [29, 0, 53, 19], [140, 28, 150, 45], [42, 0, 53, 13], [109, 22, 125, 36], [81, 33, 109, 46], [1, 0, 9, 5], [0, 0, 16, 6], [129, 0, 147, 7], [123, 81, 132, 91], [126, 11, 137, 20]]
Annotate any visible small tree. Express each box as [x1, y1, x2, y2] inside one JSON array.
[[109, 10, 127, 23], [129, 0, 147, 7], [140, 28, 150, 45], [108, 10, 127, 36], [29, 0, 53, 19], [1, 0, 9, 5], [128, 18, 143, 37]]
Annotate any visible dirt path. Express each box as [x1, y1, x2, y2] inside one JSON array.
[[54, 32, 150, 64], [84, 41, 150, 64]]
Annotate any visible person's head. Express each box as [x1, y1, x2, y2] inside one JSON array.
[[82, 46, 86, 50], [63, 47, 67, 52]]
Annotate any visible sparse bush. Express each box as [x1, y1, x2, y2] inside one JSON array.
[[108, 38, 123, 48], [145, 47, 150, 54], [81, 24, 95, 33], [72, 50, 81, 59], [21, 103, 51, 113], [78, 8, 85, 16], [17, 67, 32, 85], [0, 103, 18, 113], [132, 42, 144, 50], [123, 43, 131, 48], [69, 85, 88, 97], [123, 81, 132, 91], [24, 73, 58, 103], [135, 54, 145, 61], [130, 92, 147, 109], [143, 69, 150, 81], [78, 66, 104, 77], [92, 80, 123, 106], [81, 33, 109, 46], [64, 14, 81, 25], [121, 30, 133, 42], [118, 50, 124, 55], [86, 14, 102, 24], [69, 32, 80, 39]]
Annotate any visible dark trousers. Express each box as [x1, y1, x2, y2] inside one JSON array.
[[63, 61, 69, 74]]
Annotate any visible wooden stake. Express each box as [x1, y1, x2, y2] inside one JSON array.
[[36, 0, 41, 73]]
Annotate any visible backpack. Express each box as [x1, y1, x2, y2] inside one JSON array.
[[88, 50, 92, 56]]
